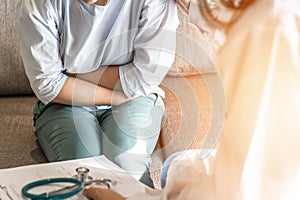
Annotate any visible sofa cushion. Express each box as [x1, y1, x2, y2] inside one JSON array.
[[151, 72, 225, 188], [0, 0, 33, 95]]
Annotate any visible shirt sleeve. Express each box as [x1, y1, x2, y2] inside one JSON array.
[[126, 150, 216, 200], [18, 0, 67, 105], [119, 0, 179, 98]]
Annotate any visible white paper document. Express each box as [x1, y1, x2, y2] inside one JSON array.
[[0, 156, 146, 200]]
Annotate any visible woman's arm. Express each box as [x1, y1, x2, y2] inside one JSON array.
[[19, 1, 128, 106], [117, 0, 179, 99], [65, 66, 123, 91], [52, 76, 129, 106], [59, 66, 129, 106]]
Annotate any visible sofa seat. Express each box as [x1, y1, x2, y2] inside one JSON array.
[[0, 96, 47, 168]]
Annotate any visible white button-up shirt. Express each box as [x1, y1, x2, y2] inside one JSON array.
[[19, 0, 179, 104]]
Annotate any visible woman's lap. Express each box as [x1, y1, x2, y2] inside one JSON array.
[[33, 94, 164, 187]]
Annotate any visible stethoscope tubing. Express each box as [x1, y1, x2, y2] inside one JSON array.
[[21, 177, 84, 200]]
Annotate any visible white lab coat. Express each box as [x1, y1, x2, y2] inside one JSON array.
[[128, 0, 300, 199]]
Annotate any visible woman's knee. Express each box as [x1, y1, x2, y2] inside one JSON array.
[[102, 94, 164, 153]]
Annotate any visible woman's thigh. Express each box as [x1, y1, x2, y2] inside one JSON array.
[[99, 94, 165, 181], [34, 102, 102, 161]]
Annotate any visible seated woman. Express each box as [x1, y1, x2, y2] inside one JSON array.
[[18, 0, 179, 188], [83, 0, 300, 199]]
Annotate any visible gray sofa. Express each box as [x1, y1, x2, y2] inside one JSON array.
[[0, 0, 222, 188]]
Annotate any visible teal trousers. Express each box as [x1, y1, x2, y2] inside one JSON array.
[[33, 94, 164, 188]]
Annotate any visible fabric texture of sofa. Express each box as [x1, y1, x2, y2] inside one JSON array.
[[0, 0, 223, 188]]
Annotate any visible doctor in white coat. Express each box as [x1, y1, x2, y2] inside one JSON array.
[[84, 0, 300, 199]]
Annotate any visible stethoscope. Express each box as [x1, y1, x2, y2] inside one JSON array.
[[21, 167, 114, 200]]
